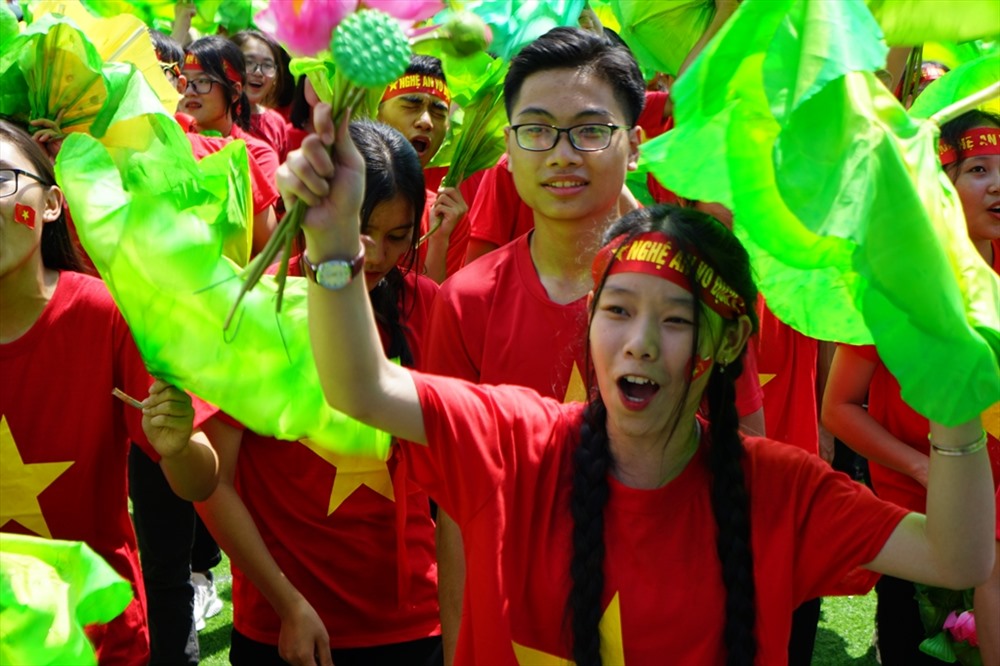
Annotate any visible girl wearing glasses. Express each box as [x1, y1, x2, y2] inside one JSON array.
[[0, 118, 218, 665], [231, 30, 294, 162], [181, 36, 280, 254], [279, 103, 994, 665]]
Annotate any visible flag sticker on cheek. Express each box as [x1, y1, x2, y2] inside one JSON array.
[[688, 354, 713, 380], [13, 203, 36, 229]]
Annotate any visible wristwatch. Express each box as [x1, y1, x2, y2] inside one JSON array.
[[302, 246, 366, 290]]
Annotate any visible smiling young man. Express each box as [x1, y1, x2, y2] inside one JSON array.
[[423, 27, 645, 664]]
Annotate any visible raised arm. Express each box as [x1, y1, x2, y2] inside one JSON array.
[[278, 104, 425, 443], [866, 418, 995, 589]]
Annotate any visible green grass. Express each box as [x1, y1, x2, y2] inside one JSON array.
[[195, 555, 881, 665]]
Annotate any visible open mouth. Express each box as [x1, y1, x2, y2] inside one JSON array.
[[617, 375, 660, 404], [409, 137, 430, 154]]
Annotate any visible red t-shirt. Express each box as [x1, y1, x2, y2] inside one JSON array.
[[426, 233, 589, 401], [221, 268, 442, 648], [0, 272, 160, 666], [248, 107, 291, 162], [466, 154, 537, 249], [401, 372, 908, 665], [754, 298, 820, 454], [230, 124, 280, 202], [186, 132, 279, 216], [844, 344, 1000, 512]]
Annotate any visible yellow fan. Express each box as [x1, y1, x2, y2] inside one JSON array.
[[31, 0, 179, 119]]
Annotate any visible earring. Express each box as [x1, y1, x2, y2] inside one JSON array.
[[718, 358, 728, 374]]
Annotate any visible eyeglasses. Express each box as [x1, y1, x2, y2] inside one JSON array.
[[0, 168, 45, 198], [246, 60, 277, 76], [185, 77, 218, 94], [510, 123, 630, 152]]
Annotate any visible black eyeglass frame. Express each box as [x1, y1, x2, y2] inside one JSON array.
[[0, 168, 46, 198], [184, 77, 220, 95], [509, 122, 632, 152], [245, 60, 277, 76]]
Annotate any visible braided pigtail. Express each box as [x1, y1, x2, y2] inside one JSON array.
[[705, 356, 756, 666], [568, 399, 612, 666]]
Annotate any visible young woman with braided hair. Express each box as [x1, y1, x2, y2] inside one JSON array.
[[279, 102, 994, 665]]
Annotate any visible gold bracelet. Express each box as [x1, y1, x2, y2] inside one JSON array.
[[929, 430, 988, 457]]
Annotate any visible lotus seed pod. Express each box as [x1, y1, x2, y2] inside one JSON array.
[[331, 10, 411, 88]]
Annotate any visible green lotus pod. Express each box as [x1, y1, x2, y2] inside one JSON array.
[[445, 11, 491, 56], [331, 9, 411, 88]]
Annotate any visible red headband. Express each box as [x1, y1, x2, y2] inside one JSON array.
[[592, 232, 748, 320], [381, 73, 451, 106], [939, 127, 1000, 166], [183, 52, 242, 86]]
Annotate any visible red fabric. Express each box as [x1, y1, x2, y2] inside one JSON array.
[[230, 124, 280, 203], [222, 261, 442, 648], [402, 372, 909, 665], [248, 107, 292, 162], [754, 298, 819, 454], [466, 154, 535, 249], [186, 132, 279, 216], [425, 233, 588, 401], [635, 91, 672, 140], [0, 272, 157, 666], [736, 341, 764, 419], [287, 126, 309, 153], [843, 344, 1000, 512]]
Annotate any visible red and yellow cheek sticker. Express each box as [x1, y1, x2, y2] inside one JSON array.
[[14, 203, 35, 229]]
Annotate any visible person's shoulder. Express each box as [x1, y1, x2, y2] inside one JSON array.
[[58, 270, 112, 303], [438, 237, 520, 299]]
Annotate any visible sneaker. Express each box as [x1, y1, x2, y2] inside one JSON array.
[[191, 571, 223, 631]]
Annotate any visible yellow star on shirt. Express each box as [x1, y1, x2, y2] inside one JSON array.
[[563, 362, 587, 404], [299, 438, 394, 515], [0, 415, 74, 538], [982, 402, 999, 440], [759, 373, 776, 388], [512, 592, 624, 665]]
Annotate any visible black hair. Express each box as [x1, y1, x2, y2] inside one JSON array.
[[289, 76, 310, 131], [230, 30, 295, 109], [504, 27, 645, 126], [568, 205, 759, 666], [405, 54, 447, 82], [940, 109, 1000, 181], [349, 120, 426, 367], [149, 29, 184, 67], [0, 118, 83, 272], [185, 36, 252, 130]]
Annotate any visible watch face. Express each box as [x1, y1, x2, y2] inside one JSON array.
[[316, 261, 352, 289]]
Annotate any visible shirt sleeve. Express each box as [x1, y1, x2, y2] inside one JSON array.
[[402, 371, 570, 526], [468, 156, 519, 247], [763, 443, 909, 601]]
